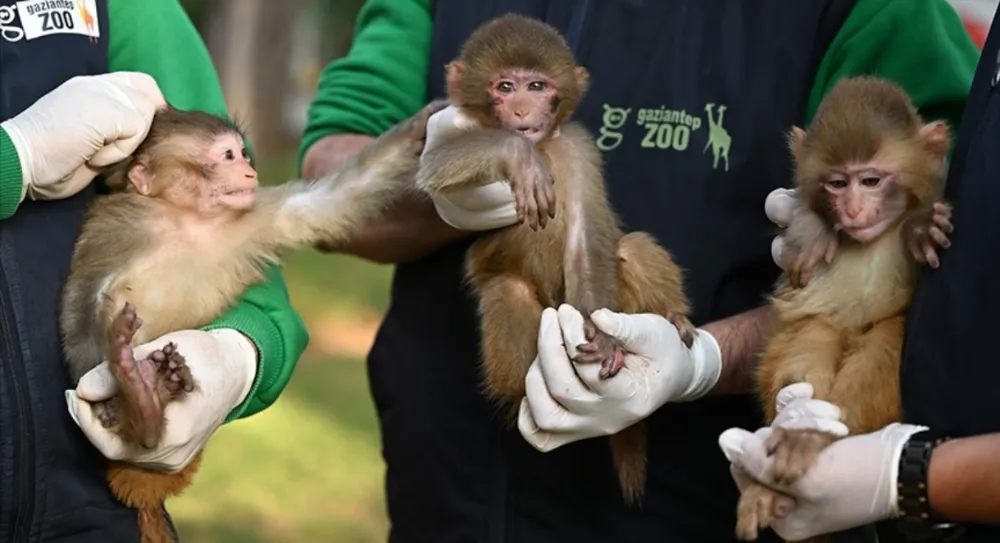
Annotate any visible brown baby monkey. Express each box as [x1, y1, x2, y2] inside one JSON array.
[[734, 76, 955, 542], [59, 101, 445, 543], [415, 13, 696, 505]]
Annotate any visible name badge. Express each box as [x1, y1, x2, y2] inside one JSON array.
[[15, 0, 99, 41]]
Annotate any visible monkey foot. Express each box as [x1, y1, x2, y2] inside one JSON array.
[[735, 483, 796, 541], [668, 313, 697, 348], [151, 342, 194, 401], [765, 427, 839, 486], [574, 323, 626, 379], [94, 397, 121, 430]]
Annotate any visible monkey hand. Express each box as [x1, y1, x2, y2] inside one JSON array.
[[64, 328, 257, 473], [0, 72, 166, 204], [902, 201, 954, 268], [765, 188, 838, 287], [719, 422, 927, 541], [518, 305, 722, 452]]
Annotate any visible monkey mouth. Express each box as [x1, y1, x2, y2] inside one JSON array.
[[844, 219, 891, 242]]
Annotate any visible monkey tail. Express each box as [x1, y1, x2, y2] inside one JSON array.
[[610, 422, 647, 506], [107, 452, 203, 543]]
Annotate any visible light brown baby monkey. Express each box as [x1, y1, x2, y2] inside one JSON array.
[[734, 76, 955, 543], [415, 13, 697, 505], [59, 102, 445, 543]]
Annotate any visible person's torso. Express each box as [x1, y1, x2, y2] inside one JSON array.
[[0, 1, 142, 540], [889, 10, 1000, 543], [370, 1, 857, 542]]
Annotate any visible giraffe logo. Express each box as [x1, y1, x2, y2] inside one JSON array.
[[703, 103, 731, 172]]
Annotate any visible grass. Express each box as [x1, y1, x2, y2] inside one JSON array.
[[169, 151, 396, 542]]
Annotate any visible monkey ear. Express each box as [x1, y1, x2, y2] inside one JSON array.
[[918, 120, 950, 160], [445, 61, 466, 99], [573, 66, 590, 94], [127, 161, 154, 196], [787, 126, 807, 157]]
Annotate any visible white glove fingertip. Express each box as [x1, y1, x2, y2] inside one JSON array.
[[775, 382, 815, 411], [555, 304, 586, 359], [772, 236, 786, 270], [718, 427, 753, 462], [66, 391, 128, 460], [764, 189, 797, 227], [76, 361, 119, 401]]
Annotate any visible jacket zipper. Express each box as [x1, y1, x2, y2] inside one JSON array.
[[0, 260, 34, 543]]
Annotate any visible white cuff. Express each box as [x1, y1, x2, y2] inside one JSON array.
[[674, 329, 723, 402], [206, 328, 259, 407]]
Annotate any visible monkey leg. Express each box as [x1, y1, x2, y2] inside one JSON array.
[[766, 315, 904, 488], [108, 452, 204, 543], [735, 481, 796, 541], [616, 232, 697, 346], [106, 303, 168, 450], [477, 274, 545, 415]]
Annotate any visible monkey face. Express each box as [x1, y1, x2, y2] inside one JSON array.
[[823, 166, 907, 242], [202, 133, 258, 213], [490, 70, 560, 143]]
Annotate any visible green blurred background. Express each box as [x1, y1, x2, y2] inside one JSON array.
[[170, 2, 395, 541]]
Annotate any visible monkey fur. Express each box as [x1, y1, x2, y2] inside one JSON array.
[[59, 102, 444, 543], [416, 13, 697, 505], [734, 76, 955, 542]]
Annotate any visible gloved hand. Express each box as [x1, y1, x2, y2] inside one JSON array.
[[0, 71, 165, 203], [518, 304, 722, 452], [764, 187, 799, 269], [65, 328, 258, 473], [420, 105, 519, 231], [719, 418, 926, 540], [767, 382, 850, 436]]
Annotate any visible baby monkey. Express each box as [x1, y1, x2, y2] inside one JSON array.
[[416, 13, 696, 504], [734, 77, 955, 543], [60, 102, 443, 543]]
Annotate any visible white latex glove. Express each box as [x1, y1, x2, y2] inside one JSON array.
[[767, 382, 850, 436], [518, 304, 722, 452], [419, 105, 519, 231], [65, 328, 258, 473], [720, 420, 927, 540], [764, 187, 799, 269], [1, 71, 166, 203]]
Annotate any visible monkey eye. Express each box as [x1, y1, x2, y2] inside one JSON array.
[[496, 81, 515, 93], [528, 81, 547, 91], [223, 149, 235, 161], [827, 179, 848, 190], [860, 176, 881, 187]]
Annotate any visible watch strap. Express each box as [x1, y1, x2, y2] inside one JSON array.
[[895, 429, 965, 541]]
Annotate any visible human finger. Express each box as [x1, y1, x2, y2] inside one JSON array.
[[524, 361, 594, 432], [65, 390, 128, 460], [764, 188, 797, 227], [75, 361, 119, 401]]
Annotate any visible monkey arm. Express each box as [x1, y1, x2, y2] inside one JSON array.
[[702, 305, 778, 396], [302, 134, 470, 264], [418, 129, 536, 193]]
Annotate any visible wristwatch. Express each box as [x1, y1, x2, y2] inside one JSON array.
[[895, 428, 965, 542]]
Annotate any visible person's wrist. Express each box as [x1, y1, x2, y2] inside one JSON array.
[[673, 329, 722, 402], [887, 423, 933, 516]]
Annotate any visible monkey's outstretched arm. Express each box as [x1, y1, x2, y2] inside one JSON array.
[[261, 102, 445, 250]]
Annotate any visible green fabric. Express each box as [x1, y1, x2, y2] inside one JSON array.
[[105, 0, 309, 421], [297, 0, 433, 172], [0, 129, 21, 220], [805, 0, 980, 137]]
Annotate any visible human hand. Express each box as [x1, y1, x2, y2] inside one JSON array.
[[65, 328, 258, 472], [420, 105, 520, 231], [719, 419, 926, 540], [0, 72, 165, 203], [518, 304, 722, 452], [765, 187, 799, 268]]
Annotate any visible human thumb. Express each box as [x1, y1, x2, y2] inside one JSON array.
[[775, 382, 815, 412], [589, 308, 645, 348], [75, 361, 119, 402], [718, 427, 774, 482]]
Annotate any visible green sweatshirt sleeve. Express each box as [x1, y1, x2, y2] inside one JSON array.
[[108, 0, 309, 421], [0, 128, 22, 220], [298, 0, 433, 169], [806, 0, 980, 135]]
